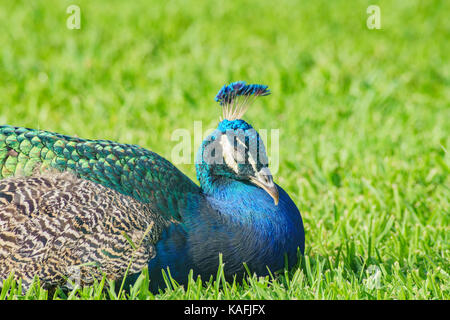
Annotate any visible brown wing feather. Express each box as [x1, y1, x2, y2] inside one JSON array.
[[0, 172, 168, 290]]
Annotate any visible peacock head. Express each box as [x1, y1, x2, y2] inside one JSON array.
[[196, 81, 279, 205]]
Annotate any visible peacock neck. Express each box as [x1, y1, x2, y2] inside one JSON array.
[[201, 177, 266, 215], [199, 175, 242, 201], [194, 176, 304, 279], [148, 166, 305, 292]]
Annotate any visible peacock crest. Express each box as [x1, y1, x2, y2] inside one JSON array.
[[215, 81, 271, 121]]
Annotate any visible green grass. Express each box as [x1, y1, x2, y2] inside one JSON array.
[[0, 0, 449, 299]]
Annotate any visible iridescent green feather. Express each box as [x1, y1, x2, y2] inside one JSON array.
[[0, 125, 200, 220]]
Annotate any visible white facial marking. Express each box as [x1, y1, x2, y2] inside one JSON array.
[[219, 134, 239, 174]]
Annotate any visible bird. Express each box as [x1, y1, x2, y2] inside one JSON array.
[[0, 81, 305, 293]]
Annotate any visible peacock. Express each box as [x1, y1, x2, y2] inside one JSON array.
[[0, 81, 305, 292]]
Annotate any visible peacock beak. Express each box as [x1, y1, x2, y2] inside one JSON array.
[[249, 167, 279, 206]]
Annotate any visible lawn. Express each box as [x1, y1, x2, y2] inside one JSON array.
[[0, 0, 448, 299]]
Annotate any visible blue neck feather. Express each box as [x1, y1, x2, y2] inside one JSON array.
[[147, 175, 304, 291]]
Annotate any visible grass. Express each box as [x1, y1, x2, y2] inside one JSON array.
[[0, 0, 449, 299]]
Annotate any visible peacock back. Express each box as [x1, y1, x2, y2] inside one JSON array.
[[0, 125, 199, 290]]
